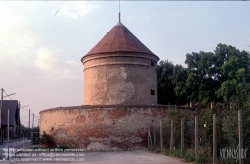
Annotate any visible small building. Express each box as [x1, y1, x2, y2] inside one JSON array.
[[0, 100, 20, 142]]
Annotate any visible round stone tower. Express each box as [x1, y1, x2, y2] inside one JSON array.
[[40, 18, 166, 150], [81, 20, 159, 105]]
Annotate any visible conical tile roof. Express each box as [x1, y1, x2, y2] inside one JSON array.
[[82, 22, 157, 60]]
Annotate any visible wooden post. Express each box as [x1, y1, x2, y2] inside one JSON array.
[[160, 120, 163, 153], [195, 116, 199, 161], [148, 123, 150, 148], [170, 120, 174, 153], [148, 123, 153, 149], [213, 114, 217, 164], [181, 118, 184, 157], [238, 110, 243, 164], [153, 121, 156, 149]]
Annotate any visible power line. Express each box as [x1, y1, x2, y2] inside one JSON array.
[[21, 116, 29, 118], [20, 120, 29, 122], [21, 108, 28, 114], [3, 90, 13, 100], [20, 105, 29, 111], [3, 89, 39, 131]]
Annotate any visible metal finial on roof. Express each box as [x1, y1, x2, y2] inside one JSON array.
[[119, 0, 121, 22]]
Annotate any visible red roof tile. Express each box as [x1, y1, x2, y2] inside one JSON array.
[[82, 22, 157, 60]]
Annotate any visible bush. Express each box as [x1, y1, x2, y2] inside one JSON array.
[[196, 152, 212, 164], [170, 149, 181, 158], [40, 131, 55, 148], [57, 144, 69, 150], [184, 149, 195, 162]]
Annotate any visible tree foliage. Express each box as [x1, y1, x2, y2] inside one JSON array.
[[157, 60, 187, 105], [157, 43, 250, 163], [157, 43, 250, 106]]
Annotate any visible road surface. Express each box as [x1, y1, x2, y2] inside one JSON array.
[[0, 150, 186, 164]]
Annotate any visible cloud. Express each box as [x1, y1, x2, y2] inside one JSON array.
[[57, 2, 100, 19], [0, 3, 83, 121], [66, 60, 77, 66], [0, 5, 36, 66], [35, 48, 57, 71], [34, 48, 82, 80]]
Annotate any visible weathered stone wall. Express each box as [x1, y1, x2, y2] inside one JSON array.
[[82, 53, 158, 105], [40, 105, 168, 150]]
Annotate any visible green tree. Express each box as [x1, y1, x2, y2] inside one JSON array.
[[215, 44, 250, 103], [157, 60, 188, 105], [185, 51, 219, 105], [170, 64, 188, 105], [184, 43, 250, 105], [157, 60, 176, 105]]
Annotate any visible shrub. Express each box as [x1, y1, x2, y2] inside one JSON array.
[[196, 152, 212, 164], [40, 131, 55, 148], [184, 148, 195, 162], [57, 144, 69, 150]]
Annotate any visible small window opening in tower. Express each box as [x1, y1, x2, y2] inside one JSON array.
[[151, 60, 155, 67], [151, 89, 155, 95]]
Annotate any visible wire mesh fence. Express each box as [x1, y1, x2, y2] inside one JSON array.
[[148, 105, 250, 164]]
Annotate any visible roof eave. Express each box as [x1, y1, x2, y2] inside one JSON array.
[[81, 51, 159, 63]]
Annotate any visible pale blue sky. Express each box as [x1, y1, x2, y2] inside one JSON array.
[[0, 1, 249, 127]]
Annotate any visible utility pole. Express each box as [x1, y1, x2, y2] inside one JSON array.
[[32, 113, 34, 128], [38, 118, 40, 128], [28, 109, 30, 138], [0, 88, 3, 130], [7, 109, 9, 160], [18, 101, 20, 138]]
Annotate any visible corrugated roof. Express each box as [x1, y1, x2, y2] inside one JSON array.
[[1, 100, 19, 126], [82, 22, 157, 61]]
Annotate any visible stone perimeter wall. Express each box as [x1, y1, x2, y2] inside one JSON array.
[[40, 105, 169, 150]]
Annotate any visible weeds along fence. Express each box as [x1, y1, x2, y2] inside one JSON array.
[[148, 106, 250, 164]]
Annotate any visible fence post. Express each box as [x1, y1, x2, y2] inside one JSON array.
[[181, 118, 184, 157], [148, 123, 150, 148], [170, 120, 174, 153], [153, 121, 156, 149], [148, 123, 153, 149], [195, 116, 199, 162], [160, 120, 163, 153], [238, 110, 243, 164], [213, 114, 217, 164]]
